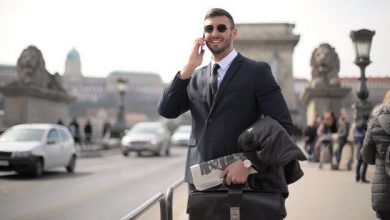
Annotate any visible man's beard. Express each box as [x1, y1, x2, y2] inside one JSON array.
[[207, 35, 232, 55]]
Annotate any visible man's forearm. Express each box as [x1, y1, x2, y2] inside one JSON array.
[[157, 73, 191, 118]]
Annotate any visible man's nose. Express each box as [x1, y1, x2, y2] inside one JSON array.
[[210, 27, 220, 35]]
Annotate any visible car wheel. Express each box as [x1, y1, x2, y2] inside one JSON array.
[[122, 151, 129, 157], [32, 158, 43, 177], [66, 155, 76, 173], [16, 170, 29, 176]]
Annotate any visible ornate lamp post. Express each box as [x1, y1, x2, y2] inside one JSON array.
[[113, 78, 128, 137], [350, 29, 375, 122]]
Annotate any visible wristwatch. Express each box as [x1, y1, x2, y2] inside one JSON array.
[[242, 158, 252, 168]]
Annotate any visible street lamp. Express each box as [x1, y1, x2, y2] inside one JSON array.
[[350, 29, 375, 102], [350, 29, 375, 123], [113, 78, 128, 137]]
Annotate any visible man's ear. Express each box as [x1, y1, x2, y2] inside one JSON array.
[[232, 28, 238, 39]]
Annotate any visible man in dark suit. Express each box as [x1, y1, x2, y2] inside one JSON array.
[[158, 8, 293, 187]]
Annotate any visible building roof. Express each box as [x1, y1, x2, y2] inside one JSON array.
[[293, 78, 309, 82], [66, 48, 80, 60], [107, 71, 161, 81], [0, 64, 15, 68], [340, 76, 390, 83]]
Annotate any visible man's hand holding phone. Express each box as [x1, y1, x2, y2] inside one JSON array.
[[179, 35, 205, 80]]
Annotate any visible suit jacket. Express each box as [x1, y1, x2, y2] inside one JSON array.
[[158, 53, 293, 183]]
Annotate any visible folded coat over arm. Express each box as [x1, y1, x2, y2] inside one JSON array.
[[238, 116, 307, 196]]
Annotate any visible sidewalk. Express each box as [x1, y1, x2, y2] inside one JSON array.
[[139, 162, 376, 220], [140, 145, 377, 220], [285, 161, 375, 220]]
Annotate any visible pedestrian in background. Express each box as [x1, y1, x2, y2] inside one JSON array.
[[57, 119, 64, 125], [362, 89, 390, 220], [314, 110, 337, 164], [69, 117, 81, 149], [355, 114, 370, 183], [102, 120, 111, 138], [303, 115, 321, 161], [84, 119, 93, 146], [333, 114, 350, 170]]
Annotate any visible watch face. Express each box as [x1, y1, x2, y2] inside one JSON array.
[[244, 159, 252, 168]]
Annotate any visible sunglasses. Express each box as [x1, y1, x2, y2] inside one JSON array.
[[204, 24, 232, 33]]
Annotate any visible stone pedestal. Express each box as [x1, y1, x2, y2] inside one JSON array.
[[235, 23, 300, 122], [301, 87, 351, 124], [0, 85, 74, 127]]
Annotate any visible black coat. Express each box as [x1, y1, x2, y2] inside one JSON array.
[[237, 116, 306, 217], [237, 116, 306, 193], [362, 103, 390, 212]]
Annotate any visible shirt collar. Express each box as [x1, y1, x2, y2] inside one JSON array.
[[211, 49, 238, 71]]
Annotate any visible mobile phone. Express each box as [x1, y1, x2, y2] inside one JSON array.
[[199, 34, 205, 54]]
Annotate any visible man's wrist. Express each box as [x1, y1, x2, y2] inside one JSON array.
[[178, 71, 191, 80], [179, 64, 196, 79], [240, 155, 252, 168]]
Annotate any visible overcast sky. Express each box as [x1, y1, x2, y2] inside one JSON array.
[[0, 0, 389, 83]]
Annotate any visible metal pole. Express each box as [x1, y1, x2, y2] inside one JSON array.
[[353, 60, 372, 126], [356, 61, 369, 102], [166, 178, 184, 220]]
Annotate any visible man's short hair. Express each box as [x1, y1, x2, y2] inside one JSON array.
[[204, 8, 235, 28]]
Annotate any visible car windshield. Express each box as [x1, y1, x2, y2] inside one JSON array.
[[0, 128, 45, 142], [129, 124, 161, 134]]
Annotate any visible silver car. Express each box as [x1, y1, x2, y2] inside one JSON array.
[[171, 125, 191, 146], [0, 124, 77, 177], [121, 122, 171, 157]]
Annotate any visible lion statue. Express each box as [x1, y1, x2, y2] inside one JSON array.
[[16, 45, 65, 93], [309, 43, 341, 88]]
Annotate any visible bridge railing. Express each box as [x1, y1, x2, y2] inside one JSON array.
[[166, 178, 185, 220], [120, 177, 185, 220]]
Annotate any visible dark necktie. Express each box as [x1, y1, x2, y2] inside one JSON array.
[[209, 63, 220, 105]]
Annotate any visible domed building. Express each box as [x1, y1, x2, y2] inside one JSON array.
[[59, 47, 165, 123], [62, 48, 105, 103], [63, 48, 83, 81]]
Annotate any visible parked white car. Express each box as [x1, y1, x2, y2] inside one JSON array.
[[0, 123, 77, 177], [170, 125, 191, 146], [121, 122, 171, 157]]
